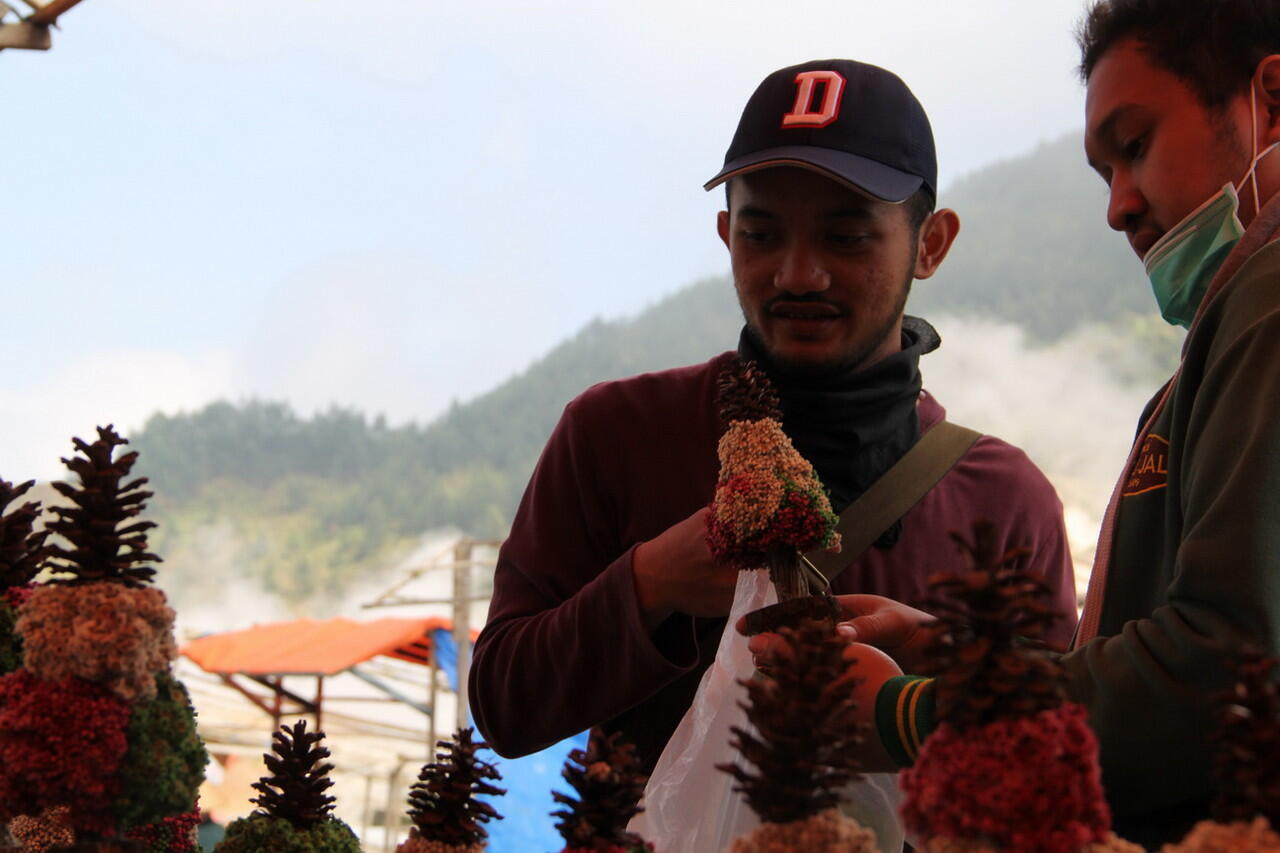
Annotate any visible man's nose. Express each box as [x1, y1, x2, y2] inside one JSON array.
[[1106, 172, 1147, 233], [773, 241, 831, 294]]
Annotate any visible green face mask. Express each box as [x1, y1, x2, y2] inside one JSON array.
[[1142, 183, 1245, 329], [1142, 81, 1278, 329]]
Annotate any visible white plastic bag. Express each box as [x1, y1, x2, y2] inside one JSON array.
[[629, 569, 905, 852]]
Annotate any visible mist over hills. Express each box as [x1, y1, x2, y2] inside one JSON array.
[[130, 130, 1177, 615], [912, 131, 1148, 335]]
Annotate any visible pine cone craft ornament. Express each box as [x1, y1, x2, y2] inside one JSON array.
[[397, 727, 505, 853], [0, 427, 206, 852], [717, 617, 879, 852], [551, 727, 653, 853], [707, 359, 841, 631], [214, 719, 360, 852], [1161, 648, 1280, 852], [0, 479, 51, 592], [901, 522, 1137, 853], [0, 479, 51, 675]]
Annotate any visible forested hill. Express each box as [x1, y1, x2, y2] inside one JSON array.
[[910, 131, 1146, 336], [134, 277, 743, 606], [132, 130, 1163, 610]]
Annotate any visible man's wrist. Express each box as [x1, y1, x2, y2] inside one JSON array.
[[631, 541, 673, 632]]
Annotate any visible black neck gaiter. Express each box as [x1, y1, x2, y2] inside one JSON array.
[[737, 316, 941, 533]]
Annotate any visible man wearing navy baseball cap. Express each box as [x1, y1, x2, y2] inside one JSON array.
[[469, 59, 1076, 798], [704, 58, 950, 391]]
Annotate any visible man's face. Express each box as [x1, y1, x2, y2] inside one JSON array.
[[1084, 37, 1252, 260], [717, 167, 922, 375]]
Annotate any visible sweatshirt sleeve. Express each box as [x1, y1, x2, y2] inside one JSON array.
[[1004, 449, 1078, 651], [949, 435, 1080, 650], [468, 394, 704, 759]]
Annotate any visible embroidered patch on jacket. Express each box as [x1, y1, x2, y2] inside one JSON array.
[[1123, 434, 1169, 497]]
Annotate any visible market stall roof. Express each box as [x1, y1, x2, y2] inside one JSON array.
[[181, 616, 473, 676]]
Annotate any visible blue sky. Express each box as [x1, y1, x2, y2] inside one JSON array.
[[3, 0, 1092, 479]]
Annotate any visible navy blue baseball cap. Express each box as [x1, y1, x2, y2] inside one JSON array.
[[704, 59, 937, 203]]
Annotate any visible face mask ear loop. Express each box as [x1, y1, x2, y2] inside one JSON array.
[[1243, 82, 1280, 219], [1251, 84, 1263, 217]]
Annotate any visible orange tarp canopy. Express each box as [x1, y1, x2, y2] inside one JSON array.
[[181, 616, 462, 676]]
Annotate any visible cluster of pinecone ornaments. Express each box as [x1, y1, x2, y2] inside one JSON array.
[[2, 378, 1279, 852]]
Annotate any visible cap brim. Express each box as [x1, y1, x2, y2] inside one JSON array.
[[703, 145, 924, 202]]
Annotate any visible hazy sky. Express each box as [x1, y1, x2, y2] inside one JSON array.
[[3, 0, 1094, 480]]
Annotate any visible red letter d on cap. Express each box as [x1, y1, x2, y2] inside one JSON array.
[[781, 70, 846, 128]]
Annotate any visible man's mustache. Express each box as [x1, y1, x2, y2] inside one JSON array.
[[765, 295, 849, 315]]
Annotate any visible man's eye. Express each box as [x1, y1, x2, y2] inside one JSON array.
[[739, 229, 773, 244], [827, 232, 869, 247], [1122, 134, 1146, 161]]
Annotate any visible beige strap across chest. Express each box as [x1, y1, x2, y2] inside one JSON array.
[[800, 421, 982, 592]]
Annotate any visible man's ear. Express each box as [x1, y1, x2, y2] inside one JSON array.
[[1257, 55, 1280, 145], [717, 209, 731, 249], [913, 208, 960, 279]]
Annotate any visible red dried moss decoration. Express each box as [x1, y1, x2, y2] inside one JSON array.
[[123, 806, 202, 852], [901, 705, 1109, 853], [0, 669, 132, 834], [3, 585, 34, 610]]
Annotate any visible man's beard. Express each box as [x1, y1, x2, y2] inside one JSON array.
[[743, 274, 913, 381], [1208, 103, 1255, 201]]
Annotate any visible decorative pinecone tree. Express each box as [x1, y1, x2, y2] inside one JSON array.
[[1214, 647, 1280, 824], [45, 425, 158, 587], [551, 727, 653, 853], [716, 359, 782, 424], [1162, 648, 1280, 851], [0, 479, 50, 674], [900, 521, 1126, 853], [0, 427, 207, 851], [716, 617, 879, 852], [216, 719, 360, 852], [16, 428, 178, 699], [707, 357, 841, 621], [919, 523, 1061, 728], [398, 727, 505, 853], [0, 479, 50, 590], [251, 719, 337, 827]]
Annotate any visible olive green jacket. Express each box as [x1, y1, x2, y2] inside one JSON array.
[[1065, 211, 1280, 846]]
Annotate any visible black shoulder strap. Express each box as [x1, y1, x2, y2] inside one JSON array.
[[801, 421, 982, 591]]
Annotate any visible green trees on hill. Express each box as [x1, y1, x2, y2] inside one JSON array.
[[133, 278, 745, 607], [135, 403, 512, 604], [910, 132, 1149, 338]]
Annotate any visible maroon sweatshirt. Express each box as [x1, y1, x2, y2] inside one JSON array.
[[469, 351, 1076, 770]]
